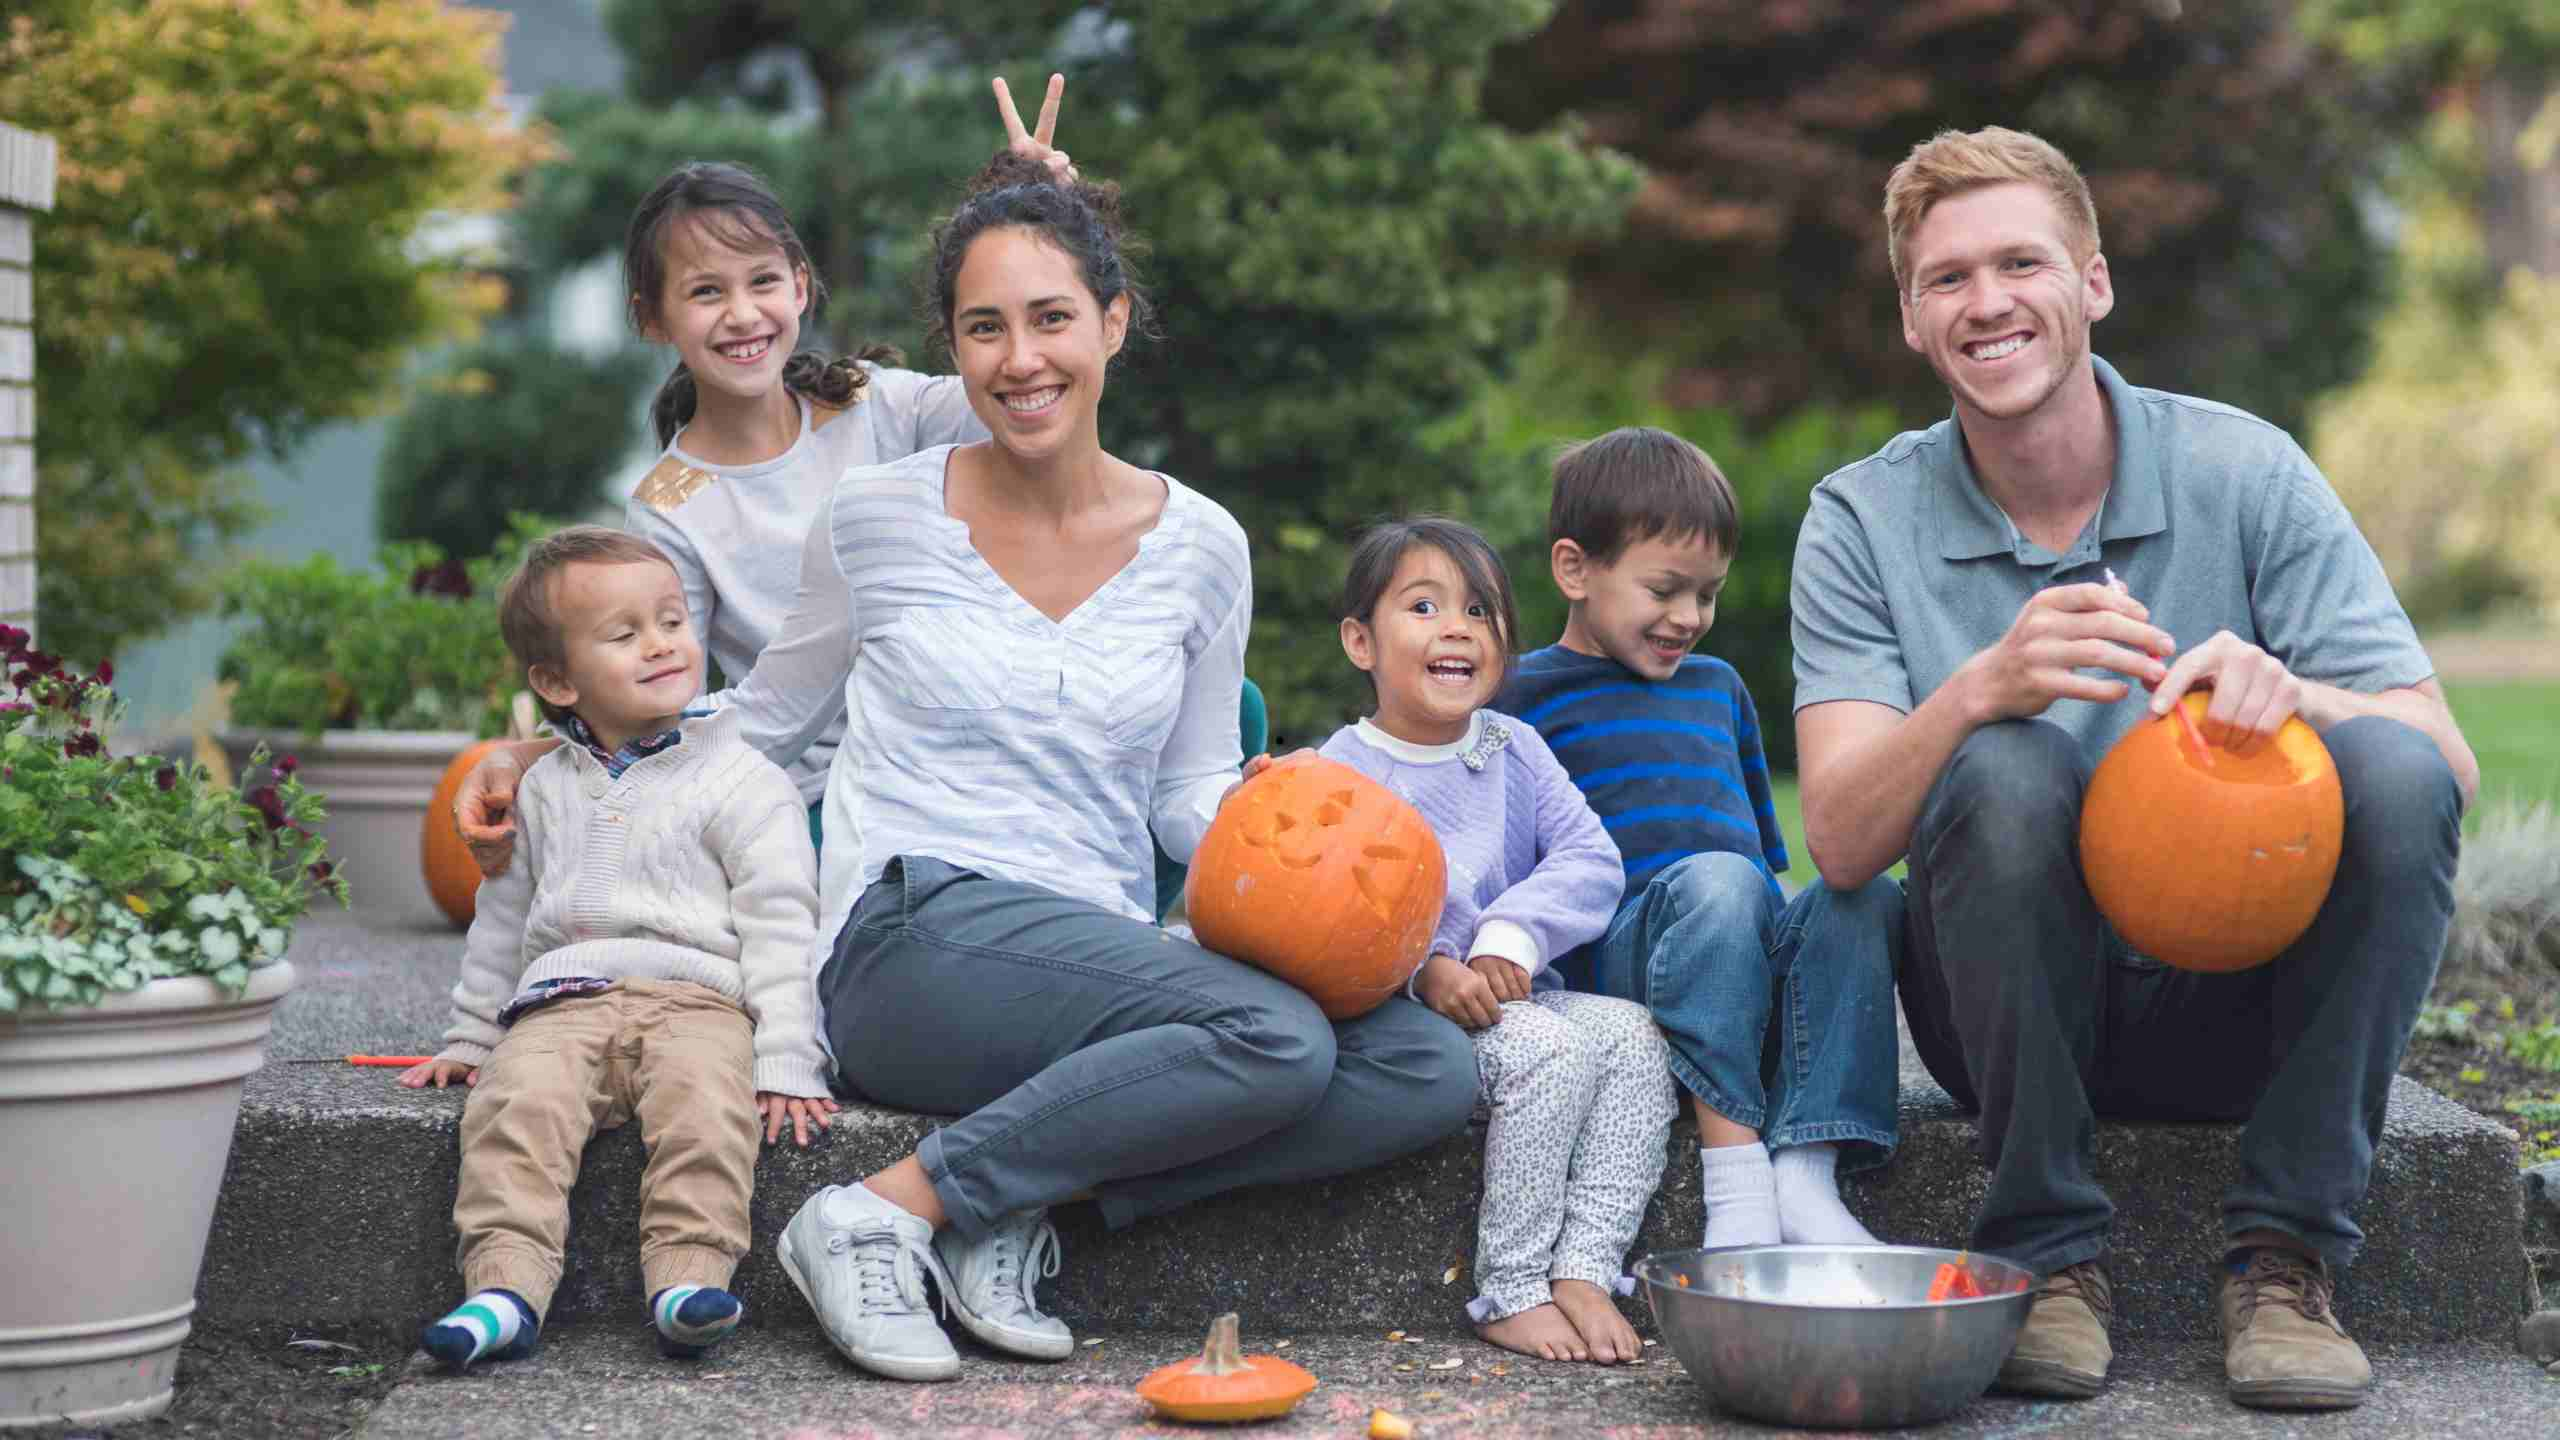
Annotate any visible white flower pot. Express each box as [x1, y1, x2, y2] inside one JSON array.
[[0, 960, 296, 1429], [220, 728, 473, 922]]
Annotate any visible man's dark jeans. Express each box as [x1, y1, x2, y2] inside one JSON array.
[[1897, 716, 2460, 1275]]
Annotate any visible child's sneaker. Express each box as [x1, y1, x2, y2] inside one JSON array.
[[421, 1289, 539, 1372], [652, 1284, 743, 1358], [777, 1184, 960, 1381], [933, 1209, 1074, 1360]]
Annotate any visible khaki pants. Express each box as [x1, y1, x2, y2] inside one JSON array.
[[453, 980, 758, 1318]]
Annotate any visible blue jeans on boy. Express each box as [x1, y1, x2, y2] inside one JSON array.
[[1560, 851, 1903, 1171]]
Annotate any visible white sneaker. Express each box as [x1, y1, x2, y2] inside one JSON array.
[[776, 1184, 960, 1382], [933, 1209, 1075, 1360]]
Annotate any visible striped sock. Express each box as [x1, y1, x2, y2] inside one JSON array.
[[652, 1285, 743, 1357], [421, 1289, 537, 1371]]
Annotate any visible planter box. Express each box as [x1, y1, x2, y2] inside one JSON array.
[[0, 961, 296, 1429], [220, 728, 472, 923]]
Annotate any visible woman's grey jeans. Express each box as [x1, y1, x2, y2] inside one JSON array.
[[819, 855, 1480, 1239]]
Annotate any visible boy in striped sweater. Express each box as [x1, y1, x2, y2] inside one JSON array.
[[1494, 428, 1905, 1249]]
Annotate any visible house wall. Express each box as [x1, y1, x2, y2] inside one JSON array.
[[0, 124, 56, 643]]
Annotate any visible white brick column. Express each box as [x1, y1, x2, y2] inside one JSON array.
[[0, 125, 58, 642]]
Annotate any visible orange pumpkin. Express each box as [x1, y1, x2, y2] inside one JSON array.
[[1135, 1313, 1317, 1423], [1186, 756, 1445, 1019], [2079, 692, 2344, 973], [421, 739, 508, 929]]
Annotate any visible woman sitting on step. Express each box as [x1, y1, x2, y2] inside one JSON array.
[[460, 150, 1478, 1381]]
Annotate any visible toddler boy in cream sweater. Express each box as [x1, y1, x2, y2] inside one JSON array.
[[399, 525, 834, 1369]]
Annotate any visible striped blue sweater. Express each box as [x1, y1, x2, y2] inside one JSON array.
[[1495, 646, 1789, 905]]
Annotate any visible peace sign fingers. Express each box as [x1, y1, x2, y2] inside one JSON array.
[[993, 73, 1065, 151]]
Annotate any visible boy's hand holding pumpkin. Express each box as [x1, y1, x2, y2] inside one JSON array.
[[759, 1092, 839, 1148], [1418, 952, 1501, 1030]]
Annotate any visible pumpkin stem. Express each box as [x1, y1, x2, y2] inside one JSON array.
[[1192, 1312, 1250, 1376]]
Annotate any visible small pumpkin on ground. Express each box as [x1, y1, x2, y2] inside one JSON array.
[[1186, 755, 1446, 1018], [1135, 1313, 1318, 1423], [2079, 692, 2345, 973]]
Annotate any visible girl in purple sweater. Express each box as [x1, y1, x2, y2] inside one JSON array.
[[1316, 518, 1677, 1364]]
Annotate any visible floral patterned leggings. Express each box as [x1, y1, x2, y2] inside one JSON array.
[[1465, 991, 1677, 1324]]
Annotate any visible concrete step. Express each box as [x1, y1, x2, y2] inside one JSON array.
[[202, 1065, 2527, 1346], [351, 1317, 2557, 1440], [208, 913, 2533, 1347]]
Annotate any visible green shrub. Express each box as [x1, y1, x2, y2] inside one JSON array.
[[216, 518, 561, 737], [378, 338, 653, 561]]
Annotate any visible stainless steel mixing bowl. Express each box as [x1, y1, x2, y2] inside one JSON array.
[[1633, 1245, 2038, 1429]]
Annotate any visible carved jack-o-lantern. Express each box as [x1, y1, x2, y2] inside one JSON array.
[[1187, 755, 1446, 1018], [2079, 692, 2345, 973]]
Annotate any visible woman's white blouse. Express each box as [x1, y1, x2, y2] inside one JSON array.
[[728, 444, 1250, 955]]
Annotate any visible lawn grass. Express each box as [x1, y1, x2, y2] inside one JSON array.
[[1763, 677, 2555, 876], [2444, 679, 2560, 827]]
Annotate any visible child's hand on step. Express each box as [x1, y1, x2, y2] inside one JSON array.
[[1467, 953, 1532, 1002], [759, 1092, 840, 1148], [1418, 953, 1501, 1030], [399, 1058, 478, 1089]]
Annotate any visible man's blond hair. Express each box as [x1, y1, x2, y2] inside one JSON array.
[[1884, 126, 2099, 292]]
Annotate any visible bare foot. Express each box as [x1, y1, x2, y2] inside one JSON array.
[[1552, 1279, 1640, 1364], [1475, 1302, 1587, 1361]]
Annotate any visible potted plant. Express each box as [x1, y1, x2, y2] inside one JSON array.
[[212, 532, 525, 922], [0, 629, 346, 1428]]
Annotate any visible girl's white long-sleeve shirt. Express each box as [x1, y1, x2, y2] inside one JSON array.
[[622, 365, 985, 803], [723, 444, 1250, 963]]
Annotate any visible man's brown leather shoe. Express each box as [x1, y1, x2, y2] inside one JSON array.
[[1993, 1259, 2112, 1399], [2220, 1248, 2371, 1410]]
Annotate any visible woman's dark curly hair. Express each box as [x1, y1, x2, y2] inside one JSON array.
[[624, 161, 898, 448], [925, 150, 1157, 361]]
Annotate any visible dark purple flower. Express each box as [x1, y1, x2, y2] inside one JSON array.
[[155, 765, 178, 792], [308, 860, 335, 884], [63, 732, 103, 759], [409, 557, 473, 600], [93, 659, 113, 686], [247, 784, 289, 830], [275, 755, 300, 778]]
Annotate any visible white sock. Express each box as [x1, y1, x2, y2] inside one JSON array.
[[1773, 1143, 1879, 1245], [1698, 1142, 1781, 1249]]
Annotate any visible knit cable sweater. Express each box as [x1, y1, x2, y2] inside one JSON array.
[[1317, 709, 1624, 991], [431, 707, 831, 1097]]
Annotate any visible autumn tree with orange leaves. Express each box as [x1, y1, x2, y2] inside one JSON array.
[[1, 0, 545, 665]]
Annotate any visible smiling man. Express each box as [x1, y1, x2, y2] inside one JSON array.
[[1788, 127, 2478, 1410]]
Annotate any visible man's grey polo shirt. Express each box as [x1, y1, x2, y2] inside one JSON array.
[[1791, 356, 2433, 764]]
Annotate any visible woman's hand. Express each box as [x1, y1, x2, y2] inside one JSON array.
[[399, 1058, 477, 1089], [1468, 953, 1533, 1003], [993, 73, 1075, 182], [1418, 953, 1500, 1030], [759, 1092, 840, 1148], [455, 742, 548, 879]]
